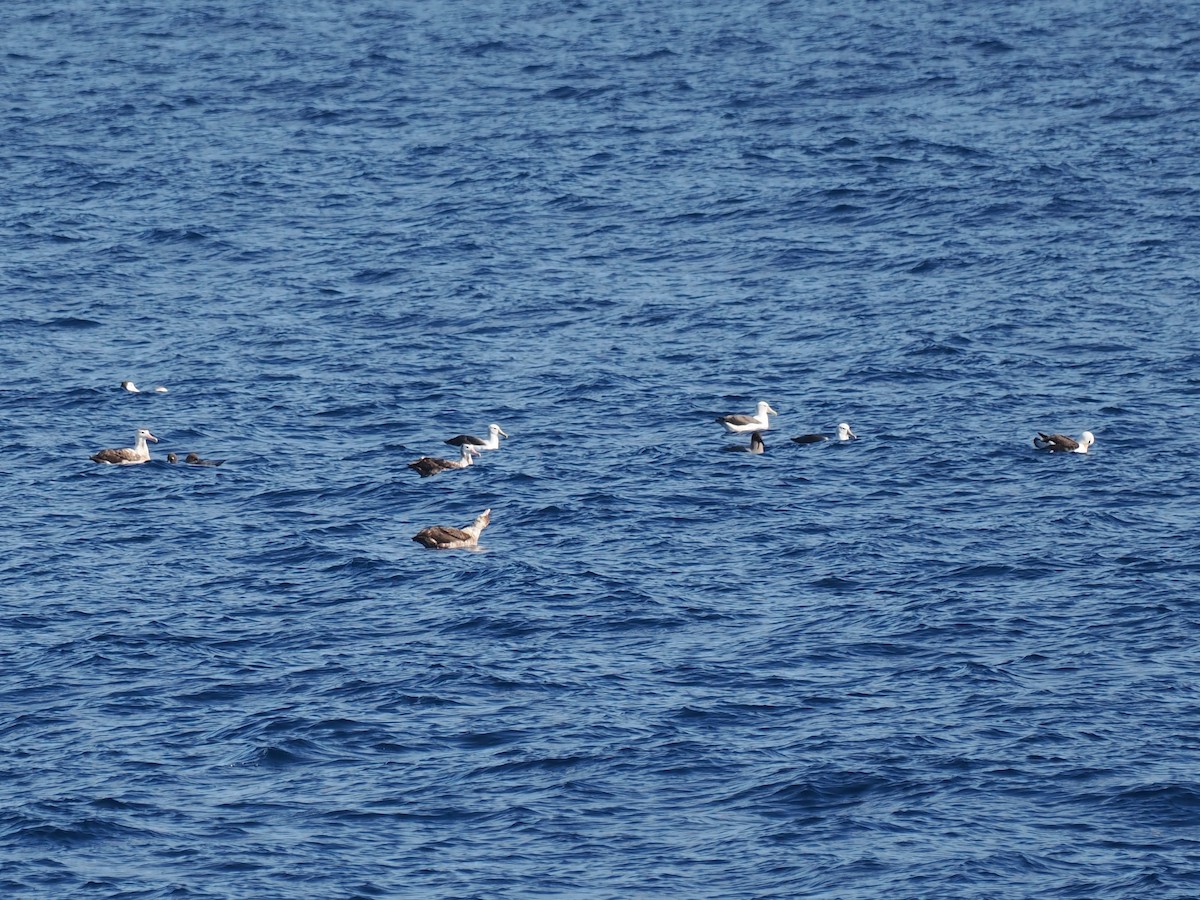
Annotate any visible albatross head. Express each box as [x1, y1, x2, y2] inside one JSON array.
[[837, 422, 857, 441], [489, 423, 508, 439], [122, 381, 140, 392], [137, 429, 159, 443], [758, 402, 779, 418], [1078, 431, 1095, 452]]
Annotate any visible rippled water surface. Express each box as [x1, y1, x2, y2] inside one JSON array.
[[3, 1, 1200, 897]]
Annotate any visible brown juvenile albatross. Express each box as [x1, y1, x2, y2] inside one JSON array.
[[90, 428, 159, 465], [407, 443, 479, 477], [413, 508, 492, 549]]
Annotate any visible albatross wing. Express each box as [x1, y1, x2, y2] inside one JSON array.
[[90, 447, 143, 464], [1034, 432, 1079, 452], [413, 525, 472, 548]]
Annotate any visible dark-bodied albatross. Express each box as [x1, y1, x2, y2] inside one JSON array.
[[715, 401, 778, 434], [185, 452, 224, 467], [723, 431, 766, 453], [792, 422, 857, 444], [445, 423, 507, 451], [413, 508, 491, 549], [407, 443, 479, 477], [1033, 431, 1094, 454], [91, 428, 159, 464]]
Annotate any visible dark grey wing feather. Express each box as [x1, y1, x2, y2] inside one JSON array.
[[413, 525, 471, 547]]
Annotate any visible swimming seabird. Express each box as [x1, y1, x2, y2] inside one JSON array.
[[715, 401, 778, 433], [445, 423, 508, 451], [1033, 431, 1094, 454], [167, 453, 179, 463], [407, 443, 479, 477], [792, 422, 857, 444], [121, 381, 168, 394], [723, 431, 766, 453], [90, 428, 159, 464], [413, 508, 492, 550], [185, 452, 224, 467]]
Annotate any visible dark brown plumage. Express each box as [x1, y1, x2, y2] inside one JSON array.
[[185, 453, 224, 466], [413, 509, 492, 549], [723, 431, 765, 453], [1033, 431, 1094, 453], [408, 443, 478, 477], [90, 429, 159, 464]]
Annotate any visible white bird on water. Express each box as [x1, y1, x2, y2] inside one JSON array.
[[715, 401, 778, 434], [445, 423, 508, 451], [413, 508, 492, 550], [121, 381, 168, 394], [90, 428, 159, 464], [1033, 431, 1094, 454]]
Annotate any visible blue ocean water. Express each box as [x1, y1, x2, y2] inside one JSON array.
[[3, 0, 1200, 896]]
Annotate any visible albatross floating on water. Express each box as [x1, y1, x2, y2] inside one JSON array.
[[1033, 431, 1094, 454], [723, 431, 765, 453], [792, 422, 858, 444], [121, 381, 168, 394], [445, 423, 508, 451], [413, 508, 491, 550], [407, 443, 479, 477], [91, 428, 159, 464], [185, 452, 224, 467], [715, 401, 778, 434]]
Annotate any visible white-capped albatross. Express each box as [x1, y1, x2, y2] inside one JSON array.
[[1033, 431, 1094, 454], [723, 431, 766, 453], [413, 508, 491, 549], [792, 422, 858, 444], [445, 423, 508, 451], [91, 428, 159, 464], [121, 381, 168, 394], [715, 401, 778, 434], [407, 443, 479, 477]]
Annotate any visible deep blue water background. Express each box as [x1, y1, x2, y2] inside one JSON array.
[[3, 1, 1200, 897]]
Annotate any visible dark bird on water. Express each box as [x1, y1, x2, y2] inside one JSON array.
[[792, 422, 857, 444], [723, 431, 765, 454], [408, 443, 479, 477], [413, 508, 492, 549], [1033, 431, 1094, 454], [185, 452, 224, 466]]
